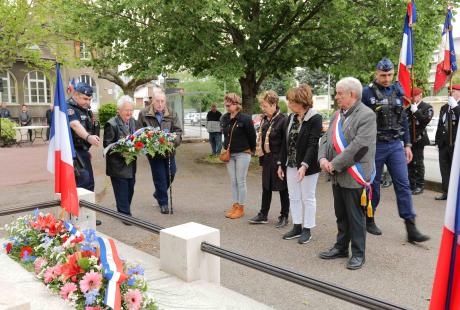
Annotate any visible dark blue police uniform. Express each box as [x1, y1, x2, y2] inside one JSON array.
[[68, 86, 97, 191], [362, 80, 416, 220]]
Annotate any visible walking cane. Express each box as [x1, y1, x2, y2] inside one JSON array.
[[168, 155, 173, 215]]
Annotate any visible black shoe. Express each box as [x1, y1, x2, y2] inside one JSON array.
[[275, 215, 289, 228], [346, 256, 365, 270], [96, 220, 102, 226], [160, 205, 169, 214], [282, 224, 302, 240], [382, 180, 392, 188], [412, 188, 424, 195], [319, 247, 349, 259], [366, 217, 382, 235], [435, 193, 448, 200], [405, 218, 430, 243], [248, 213, 268, 224], [298, 228, 312, 244]]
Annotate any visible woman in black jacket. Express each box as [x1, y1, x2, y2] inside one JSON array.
[[277, 84, 323, 244], [248, 91, 290, 227], [103, 95, 137, 223], [221, 93, 257, 219]]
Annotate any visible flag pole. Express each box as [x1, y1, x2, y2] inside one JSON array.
[[408, 2, 416, 143]]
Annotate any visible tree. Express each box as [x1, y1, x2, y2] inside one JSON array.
[[53, 0, 163, 96], [0, 0, 67, 71], [295, 68, 334, 96], [259, 71, 296, 97], [152, 0, 456, 112], [52, 0, 457, 110]]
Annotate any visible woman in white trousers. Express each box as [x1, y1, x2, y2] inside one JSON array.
[[277, 84, 323, 244]]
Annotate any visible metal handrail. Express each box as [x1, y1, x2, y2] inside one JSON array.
[[201, 242, 408, 310], [0, 201, 408, 310]]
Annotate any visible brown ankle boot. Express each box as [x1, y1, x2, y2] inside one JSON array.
[[229, 205, 245, 219], [225, 203, 239, 218]]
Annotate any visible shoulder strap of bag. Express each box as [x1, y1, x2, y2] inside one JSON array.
[[227, 121, 237, 151]]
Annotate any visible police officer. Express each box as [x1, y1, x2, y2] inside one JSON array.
[[407, 88, 433, 195], [362, 58, 429, 243], [434, 84, 460, 200], [68, 83, 102, 225]]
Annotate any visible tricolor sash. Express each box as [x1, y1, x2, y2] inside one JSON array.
[[97, 237, 128, 310], [63, 222, 83, 247], [332, 111, 376, 216]]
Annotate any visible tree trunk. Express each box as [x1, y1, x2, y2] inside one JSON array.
[[239, 72, 259, 114]]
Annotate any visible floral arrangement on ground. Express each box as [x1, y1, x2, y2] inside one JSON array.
[[2, 211, 158, 310], [110, 127, 176, 165]]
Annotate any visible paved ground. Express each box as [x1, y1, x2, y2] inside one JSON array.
[[0, 141, 448, 310]]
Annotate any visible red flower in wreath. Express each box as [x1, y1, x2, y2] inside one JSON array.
[[135, 141, 144, 150], [130, 135, 135, 140], [20, 246, 33, 258], [146, 133, 153, 137], [159, 137, 165, 144], [5, 243, 12, 254]]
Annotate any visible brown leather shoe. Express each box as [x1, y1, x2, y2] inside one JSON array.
[[229, 205, 245, 219], [225, 203, 239, 218]]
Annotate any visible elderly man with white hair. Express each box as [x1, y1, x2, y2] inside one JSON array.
[[318, 77, 376, 270], [137, 88, 183, 214], [103, 95, 137, 223]]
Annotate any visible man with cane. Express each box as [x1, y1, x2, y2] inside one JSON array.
[[137, 88, 182, 214], [435, 84, 460, 200]]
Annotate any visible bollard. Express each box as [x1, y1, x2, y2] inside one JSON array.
[[160, 222, 220, 284]]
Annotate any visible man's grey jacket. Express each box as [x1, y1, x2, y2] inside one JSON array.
[[318, 101, 377, 189]]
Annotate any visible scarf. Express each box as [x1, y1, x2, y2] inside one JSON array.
[[255, 109, 281, 157]]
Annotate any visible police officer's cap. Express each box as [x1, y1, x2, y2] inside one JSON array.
[[376, 58, 394, 72], [451, 84, 460, 91], [75, 83, 93, 97]]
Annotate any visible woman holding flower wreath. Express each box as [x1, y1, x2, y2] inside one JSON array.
[[221, 93, 257, 219], [137, 88, 183, 214], [103, 95, 137, 223]]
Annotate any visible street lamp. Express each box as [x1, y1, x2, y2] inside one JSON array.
[[161, 73, 167, 90]]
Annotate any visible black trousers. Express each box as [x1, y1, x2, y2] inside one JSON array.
[[110, 176, 135, 216], [260, 188, 289, 217], [408, 144, 426, 189], [332, 184, 366, 258], [439, 145, 455, 193]]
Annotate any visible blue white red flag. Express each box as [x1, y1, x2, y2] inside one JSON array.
[[397, 0, 416, 105], [430, 125, 460, 309], [434, 6, 457, 94], [67, 78, 76, 94], [47, 64, 79, 216], [97, 237, 127, 310]]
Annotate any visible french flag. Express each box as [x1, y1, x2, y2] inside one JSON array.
[[430, 125, 460, 309], [67, 78, 76, 94], [397, 0, 416, 106], [47, 64, 79, 216], [434, 6, 457, 94]]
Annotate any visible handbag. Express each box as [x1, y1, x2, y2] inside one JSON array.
[[219, 121, 237, 162]]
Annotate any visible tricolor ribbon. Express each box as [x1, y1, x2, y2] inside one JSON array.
[[97, 237, 127, 310], [332, 111, 376, 216], [63, 222, 83, 247]]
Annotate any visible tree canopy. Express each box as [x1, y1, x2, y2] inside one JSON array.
[[6, 0, 456, 111]]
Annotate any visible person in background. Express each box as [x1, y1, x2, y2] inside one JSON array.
[[407, 88, 433, 195], [206, 103, 223, 156], [45, 104, 53, 140], [249, 91, 289, 228], [277, 84, 322, 244], [318, 77, 376, 270], [221, 93, 257, 219], [103, 95, 137, 224], [434, 84, 460, 200], [19, 104, 32, 142], [0, 102, 11, 119], [137, 88, 183, 214]]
